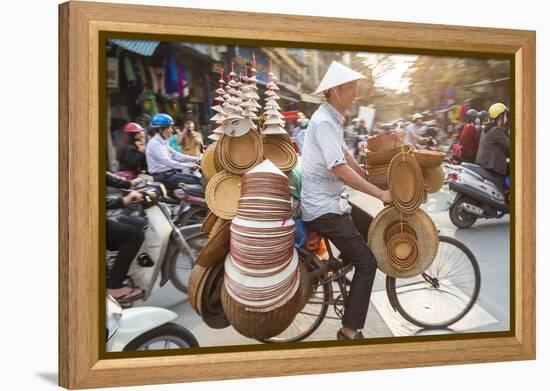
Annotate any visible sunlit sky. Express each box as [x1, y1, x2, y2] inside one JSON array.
[[356, 53, 418, 93]]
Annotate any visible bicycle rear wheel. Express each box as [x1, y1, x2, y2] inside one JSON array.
[[260, 250, 332, 343], [386, 235, 481, 329]]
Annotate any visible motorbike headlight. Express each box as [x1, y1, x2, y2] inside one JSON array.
[[106, 294, 122, 341]]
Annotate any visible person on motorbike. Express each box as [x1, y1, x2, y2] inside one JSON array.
[[459, 109, 480, 163], [404, 113, 428, 146], [106, 172, 146, 303], [475, 103, 510, 192], [477, 110, 490, 135], [116, 122, 147, 180], [145, 113, 201, 190]]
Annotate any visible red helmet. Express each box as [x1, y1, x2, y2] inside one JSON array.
[[124, 122, 144, 133]]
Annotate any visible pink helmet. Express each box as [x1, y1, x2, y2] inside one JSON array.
[[124, 122, 144, 133]]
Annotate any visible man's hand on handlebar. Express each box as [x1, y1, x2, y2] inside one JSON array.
[[122, 191, 144, 206]]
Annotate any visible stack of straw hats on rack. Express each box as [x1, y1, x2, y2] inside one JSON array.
[[221, 160, 303, 340]]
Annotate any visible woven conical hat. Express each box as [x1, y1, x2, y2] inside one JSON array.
[[313, 61, 367, 95]]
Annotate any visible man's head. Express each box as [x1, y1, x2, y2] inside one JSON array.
[[412, 113, 423, 126], [488, 103, 509, 127], [324, 80, 359, 112], [150, 113, 175, 139], [314, 61, 366, 113], [184, 120, 195, 132]]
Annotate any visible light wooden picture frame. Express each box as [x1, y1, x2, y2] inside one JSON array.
[[59, 1, 536, 389]]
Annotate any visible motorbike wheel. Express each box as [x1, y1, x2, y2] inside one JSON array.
[[449, 196, 478, 228], [168, 232, 209, 294], [122, 322, 199, 351], [176, 206, 208, 227]]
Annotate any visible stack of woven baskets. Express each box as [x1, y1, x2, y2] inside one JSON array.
[[364, 131, 407, 190], [367, 148, 445, 278]]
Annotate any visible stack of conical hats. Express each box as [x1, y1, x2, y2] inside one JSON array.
[[221, 160, 302, 340], [208, 69, 228, 142], [261, 70, 297, 172]]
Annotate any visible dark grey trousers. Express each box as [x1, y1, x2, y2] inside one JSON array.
[[304, 204, 377, 330]]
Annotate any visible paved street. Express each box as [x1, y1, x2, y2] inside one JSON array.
[[134, 182, 510, 347]]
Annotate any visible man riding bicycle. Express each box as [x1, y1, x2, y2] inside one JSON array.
[[301, 61, 392, 340]]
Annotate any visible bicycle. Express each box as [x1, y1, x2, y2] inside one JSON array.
[[261, 234, 481, 343]]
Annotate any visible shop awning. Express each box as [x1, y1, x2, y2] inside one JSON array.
[[300, 93, 321, 104], [108, 39, 160, 56]]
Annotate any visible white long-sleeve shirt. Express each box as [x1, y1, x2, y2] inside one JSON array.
[[145, 133, 198, 174]]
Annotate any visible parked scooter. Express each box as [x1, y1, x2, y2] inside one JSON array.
[[444, 162, 509, 228], [106, 294, 199, 351], [106, 182, 208, 304]]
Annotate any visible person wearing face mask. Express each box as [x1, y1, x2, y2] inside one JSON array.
[[459, 109, 480, 163], [301, 61, 392, 341], [475, 103, 510, 191], [145, 113, 201, 190]]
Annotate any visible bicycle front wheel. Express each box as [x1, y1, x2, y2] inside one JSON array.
[[386, 235, 481, 329], [260, 251, 332, 343]]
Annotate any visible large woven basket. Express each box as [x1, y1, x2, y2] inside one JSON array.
[[422, 165, 445, 193], [205, 171, 241, 220], [217, 132, 263, 175], [220, 278, 301, 340], [368, 206, 438, 278], [366, 144, 413, 167]]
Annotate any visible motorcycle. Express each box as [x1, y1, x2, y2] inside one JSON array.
[[106, 182, 209, 306], [156, 166, 209, 227], [444, 162, 509, 228], [106, 294, 199, 351]]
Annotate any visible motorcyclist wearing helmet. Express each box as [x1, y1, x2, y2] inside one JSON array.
[[477, 110, 490, 135], [404, 113, 428, 146], [475, 103, 510, 191], [145, 113, 201, 190], [116, 122, 147, 180], [459, 108, 480, 163]]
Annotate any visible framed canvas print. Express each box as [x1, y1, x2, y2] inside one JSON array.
[[59, 1, 536, 389]]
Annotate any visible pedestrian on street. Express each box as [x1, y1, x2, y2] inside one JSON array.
[[178, 119, 203, 157], [301, 61, 392, 340]]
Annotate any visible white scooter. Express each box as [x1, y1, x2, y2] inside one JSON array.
[[106, 294, 199, 351], [106, 182, 208, 304]]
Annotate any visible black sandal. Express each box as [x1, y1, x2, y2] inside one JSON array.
[[337, 330, 365, 340]]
